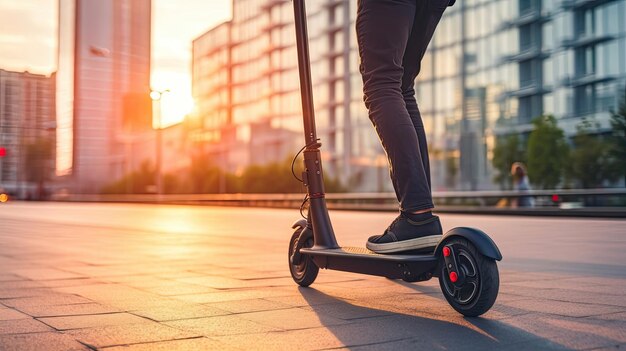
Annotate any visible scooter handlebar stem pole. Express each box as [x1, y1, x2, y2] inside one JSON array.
[[293, 0, 338, 249], [293, 0, 317, 146]]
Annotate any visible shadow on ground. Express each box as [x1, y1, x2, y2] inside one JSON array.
[[298, 285, 569, 350]]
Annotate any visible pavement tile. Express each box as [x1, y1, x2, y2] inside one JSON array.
[[38, 278, 105, 288], [106, 277, 174, 289], [481, 302, 535, 320], [0, 318, 54, 334], [13, 268, 83, 281], [490, 293, 535, 303], [215, 327, 347, 350], [157, 271, 207, 279], [336, 337, 567, 351], [300, 301, 395, 321], [131, 304, 231, 322], [262, 291, 347, 307], [0, 274, 23, 282], [505, 299, 623, 317], [101, 336, 239, 351], [560, 276, 626, 286], [499, 271, 563, 282], [0, 308, 31, 321], [535, 317, 626, 350], [0, 280, 46, 290], [239, 307, 349, 330], [223, 277, 301, 288], [495, 313, 626, 347], [490, 339, 572, 351], [207, 298, 292, 314], [215, 313, 510, 350], [99, 297, 186, 311], [54, 283, 149, 300], [175, 276, 258, 289], [333, 338, 428, 351], [586, 343, 626, 351], [356, 292, 457, 318], [313, 284, 432, 301], [1, 294, 94, 309], [14, 302, 121, 318], [165, 315, 281, 336], [56, 284, 185, 310], [232, 271, 290, 281], [142, 282, 217, 296], [64, 323, 200, 348], [0, 331, 90, 351], [0, 287, 50, 299], [590, 312, 626, 322], [172, 288, 291, 304], [39, 312, 149, 330], [325, 278, 397, 289], [503, 284, 626, 307]]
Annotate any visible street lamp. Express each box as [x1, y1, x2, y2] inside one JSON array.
[[150, 89, 170, 196]]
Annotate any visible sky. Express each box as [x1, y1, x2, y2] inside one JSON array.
[[0, 0, 232, 126]]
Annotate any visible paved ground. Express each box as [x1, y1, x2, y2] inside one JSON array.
[[0, 202, 625, 350]]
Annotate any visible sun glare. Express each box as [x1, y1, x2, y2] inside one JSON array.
[[151, 71, 195, 128]]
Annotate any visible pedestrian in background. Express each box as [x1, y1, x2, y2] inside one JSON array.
[[511, 162, 534, 208]]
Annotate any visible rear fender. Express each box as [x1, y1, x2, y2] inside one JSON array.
[[435, 227, 502, 261]]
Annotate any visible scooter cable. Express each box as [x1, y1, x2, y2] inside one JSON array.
[[290, 138, 320, 183], [291, 144, 306, 183]]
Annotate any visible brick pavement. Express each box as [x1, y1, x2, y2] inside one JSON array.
[[0, 202, 625, 350]]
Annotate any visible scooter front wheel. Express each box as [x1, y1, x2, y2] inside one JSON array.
[[438, 237, 499, 317], [288, 227, 319, 287]]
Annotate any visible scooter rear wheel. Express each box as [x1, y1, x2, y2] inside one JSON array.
[[288, 227, 319, 287], [438, 237, 499, 317]]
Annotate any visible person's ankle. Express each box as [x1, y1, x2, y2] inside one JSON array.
[[401, 210, 434, 223]]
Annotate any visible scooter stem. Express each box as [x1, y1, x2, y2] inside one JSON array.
[[293, 0, 338, 249]]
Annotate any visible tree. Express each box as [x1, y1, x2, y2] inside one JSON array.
[[527, 115, 569, 189], [610, 88, 626, 184], [237, 157, 346, 193], [101, 160, 156, 194], [570, 118, 620, 188], [491, 134, 526, 189], [187, 156, 227, 194]]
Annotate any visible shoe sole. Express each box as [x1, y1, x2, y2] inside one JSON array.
[[366, 235, 442, 254]]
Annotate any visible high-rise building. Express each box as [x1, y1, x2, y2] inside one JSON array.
[[57, 0, 152, 192], [192, 0, 380, 190], [0, 69, 56, 198], [192, 21, 235, 176], [421, 0, 626, 190], [192, 0, 626, 192]]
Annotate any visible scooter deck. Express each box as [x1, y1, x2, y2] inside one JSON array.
[[300, 246, 439, 282]]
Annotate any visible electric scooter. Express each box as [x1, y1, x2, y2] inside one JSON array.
[[287, 0, 502, 317]]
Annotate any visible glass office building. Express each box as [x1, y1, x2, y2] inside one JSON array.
[[420, 0, 626, 190], [192, 0, 626, 191], [57, 0, 152, 192], [192, 21, 233, 172]]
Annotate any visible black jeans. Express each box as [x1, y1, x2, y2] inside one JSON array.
[[356, 0, 448, 212]]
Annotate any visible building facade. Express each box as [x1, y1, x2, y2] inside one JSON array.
[[192, 0, 381, 190], [57, 0, 152, 193], [192, 21, 235, 177], [421, 0, 626, 190], [0, 69, 56, 198], [192, 0, 626, 192]]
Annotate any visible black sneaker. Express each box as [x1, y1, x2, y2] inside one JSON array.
[[366, 213, 443, 254]]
